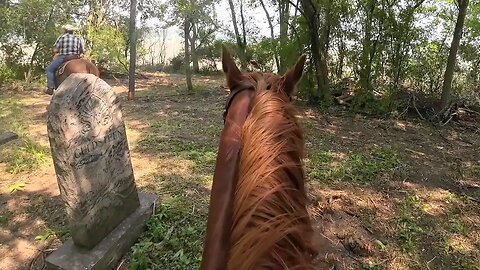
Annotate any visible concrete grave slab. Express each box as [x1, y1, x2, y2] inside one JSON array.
[[45, 192, 157, 270]]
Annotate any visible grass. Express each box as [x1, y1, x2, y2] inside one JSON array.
[[448, 217, 471, 236], [0, 97, 49, 174], [397, 194, 424, 253], [0, 138, 49, 174], [0, 98, 27, 134], [128, 89, 216, 269], [129, 197, 206, 270], [34, 227, 70, 242], [0, 210, 13, 225], [361, 261, 385, 270], [129, 174, 208, 270], [308, 147, 401, 184]]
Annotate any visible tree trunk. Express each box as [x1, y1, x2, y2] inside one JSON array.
[[300, 0, 330, 100], [184, 18, 193, 93], [227, 0, 247, 70], [279, 0, 290, 73], [390, 0, 426, 92], [26, 43, 40, 82], [336, 37, 345, 79], [359, 0, 376, 97], [318, 1, 331, 93], [159, 28, 167, 66], [128, 0, 137, 100], [240, 0, 248, 70], [260, 0, 280, 72], [440, 0, 469, 110], [190, 23, 200, 73]]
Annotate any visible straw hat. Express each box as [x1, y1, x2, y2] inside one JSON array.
[[62, 24, 78, 31]]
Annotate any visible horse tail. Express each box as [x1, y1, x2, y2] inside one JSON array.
[[228, 88, 317, 270]]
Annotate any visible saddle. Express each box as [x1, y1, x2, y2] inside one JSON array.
[[55, 55, 82, 77]]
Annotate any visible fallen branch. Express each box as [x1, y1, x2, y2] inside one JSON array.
[[412, 95, 426, 120]]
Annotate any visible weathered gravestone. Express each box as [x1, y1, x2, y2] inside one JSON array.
[[45, 73, 156, 270]]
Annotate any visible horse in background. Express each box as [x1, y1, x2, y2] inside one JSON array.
[[55, 56, 100, 88], [45, 55, 100, 95], [200, 45, 317, 270]]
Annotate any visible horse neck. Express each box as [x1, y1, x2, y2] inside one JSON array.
[[227, 89, 316, 270]]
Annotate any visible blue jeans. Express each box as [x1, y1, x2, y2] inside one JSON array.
[[46, 55, 66, 89]]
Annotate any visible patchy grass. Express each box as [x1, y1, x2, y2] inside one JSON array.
[[129, 196, 206, 270], [397, 194, 424, 253], [448, 217, 471, 236], [0, 98, 27, 134], [128, 171, 209, 269], [0, 210, 13, 225], [0, 96, 49, 174], [308, 147, 402, 184], [34, 227, 70, 242], [0, 138, 49, 174], [361, 261, 385, 270], [125, 81, 219, 269]]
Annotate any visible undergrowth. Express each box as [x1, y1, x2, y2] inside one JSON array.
[[129, 196, 207, 270]]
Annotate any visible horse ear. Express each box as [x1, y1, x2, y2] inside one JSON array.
[[222, 45, 242, 88], [282, 54, 306, 96]]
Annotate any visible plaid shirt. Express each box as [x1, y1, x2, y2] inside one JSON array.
[[54, 33, 85, 55]]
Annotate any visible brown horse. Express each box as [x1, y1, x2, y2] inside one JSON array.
[[200, 46, 317, 270], [55, 57, 100, 88]]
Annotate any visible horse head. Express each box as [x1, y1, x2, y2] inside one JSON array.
[[201, 45, 316, 270]]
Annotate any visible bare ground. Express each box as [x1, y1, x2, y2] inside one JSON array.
[[0, 73, 479, 269]]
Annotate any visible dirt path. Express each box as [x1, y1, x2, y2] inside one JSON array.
[[0, 74, 479, 269]]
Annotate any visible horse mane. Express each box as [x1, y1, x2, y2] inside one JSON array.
[[227, 76, 317, 269]]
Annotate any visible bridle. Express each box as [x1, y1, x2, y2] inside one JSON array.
[[223, 81, 256, 122], [223, 77, 294, 122]]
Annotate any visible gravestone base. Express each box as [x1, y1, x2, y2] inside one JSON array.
[[45, 193, 157, 270]]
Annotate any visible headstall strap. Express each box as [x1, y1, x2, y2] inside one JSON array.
[[223, 81, 256, 122]]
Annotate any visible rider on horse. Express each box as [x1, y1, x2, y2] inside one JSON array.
[[45, 24, 85, 95]]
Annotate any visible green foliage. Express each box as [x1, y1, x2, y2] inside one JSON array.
[[129, 198, 206, 270], [168, 54, 185, 73], [1, 0, 479, 111], [408, 40, 449, 96], [0, 0, 139, 76], [448, 217, 470, 236], [0, 65, 21, 83], [0, 211, 12, 224], [85, 25, 129, 72], [248, 38, 277, 73], [0, 0, 83, 74], [195, 39, 224, 73], [35, 227, 69, 242]]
